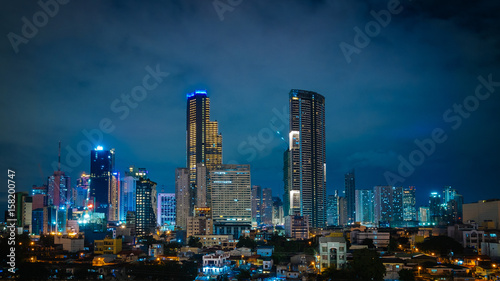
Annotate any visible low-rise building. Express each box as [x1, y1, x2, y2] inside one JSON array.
[[318, 236, 347, 271], [202, 251, 230, 276], [54, 235, 85, 253], [94, 237, 122, 254]]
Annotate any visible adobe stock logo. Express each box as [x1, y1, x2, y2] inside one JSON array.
[[7, 0, 70, 54], [384, 74, 500, 186], [339, 0, 405, 63]]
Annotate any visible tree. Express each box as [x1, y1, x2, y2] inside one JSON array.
[[188, 236, 202, 248], [361, 238, 376, 249], [398, 269, 416, 281], [236, 236, 257, 250], [416, 235, 464, 256], [351, 249, 386, 281], [236, 269, 251, 280], [319, 266, 354, 281]]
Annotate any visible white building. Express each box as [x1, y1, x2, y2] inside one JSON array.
[[318, 236, 347, 271], [202, 251, 230, 276]]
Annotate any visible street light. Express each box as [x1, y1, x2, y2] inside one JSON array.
[[418, 266, 422, 276]]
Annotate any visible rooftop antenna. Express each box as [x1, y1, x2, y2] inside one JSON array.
[[58, 140, 61, 171]]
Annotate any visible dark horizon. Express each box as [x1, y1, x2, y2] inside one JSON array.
[[1, 0, 500, 216]]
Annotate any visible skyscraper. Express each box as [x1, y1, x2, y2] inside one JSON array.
[[157, 193, 176, 230], [211, 164, 251, 239], [175, 168, 190, 230], [135, 175, 157, 237], [373, 186, 403, 226], [355, 189, 374, 224], [47, 171, 70, 208], [429, 192, 443, 225], [403, 186, 417, 221], [186, 90, 222, 208], [286, 89, 326, 228], [345, 170, 355, 224], [90, 146, 115, 214], [108, 172, 120, 221], [326, 192, 339, 226], [262, 188, 273, 225], [251, 185, 262, 226]]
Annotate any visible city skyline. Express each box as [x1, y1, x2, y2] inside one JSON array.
[[2, 1, 500, 216]]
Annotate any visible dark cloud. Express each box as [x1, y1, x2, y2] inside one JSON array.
[[1, 0, 499, 212]]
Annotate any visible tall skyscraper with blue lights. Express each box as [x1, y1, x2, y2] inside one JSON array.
[[90, 146, 115, 214], [286, 89, 326, 228]]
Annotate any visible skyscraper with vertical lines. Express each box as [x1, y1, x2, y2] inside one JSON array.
[[286, 89, 326, 228], [186, 90, 222, 209]]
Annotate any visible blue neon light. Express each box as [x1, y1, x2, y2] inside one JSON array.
[[186, 90, 207, 99]]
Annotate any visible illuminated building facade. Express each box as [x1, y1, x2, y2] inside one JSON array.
[[186, 90, 222, 209], [211, 164, 251, 239], [135, 175, 157, 237], [175, 168, 190, 230], [286, 89, 326, 227], [90, 146, 115, 214], [403, 186, 417, 221], [157, 193, 176, 229]]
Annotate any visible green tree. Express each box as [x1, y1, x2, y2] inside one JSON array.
[[188, 236, 202, 248], [319, 266, 354, 281], [398, 269, 416, 281], [351, 249, 386, 281]]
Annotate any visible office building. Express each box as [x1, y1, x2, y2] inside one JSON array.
[[403, 186, 417, 221], [90, 146, 115, 214], [272, 197, 284, 226], [210, 164, 251, 239], [175, 168, 190, 230], [120, 175, 136, 221], [326, 193, 339, 226], [47, 171, 71, 208], [186, 90, 222, 203], [355, 189, 374, 225], [345, 170, 356, 224], [135, 175, 157, 237], [261, 188, 273, 225], [108, 171, 120, 221], [286, 89, 326, 228], [251, 185, 262, 226], [187, 207, 213, 237], [285, 213, 309, 239], [157, 193, 176, 229], [373, 186, 403, 226], [429, 192, 444, 224], [75, 174, 90, 209], [419, 206, 431, 225]]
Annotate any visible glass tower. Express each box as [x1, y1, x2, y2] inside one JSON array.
[[286, 89, 326, 228]]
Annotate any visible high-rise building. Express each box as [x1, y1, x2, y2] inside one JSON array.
[[345, 170, 356, 224], [251, 185, 262, 226], [338, 196, 347, 226], [135, 175, 157, 237], [187, 207, 212, 237], [186, 90, 222, 202], [196, 164, 208, 208], [47, 171, 71, 208], [175, 168, 190, 230], [120, 175, 136, 221], [272, 197, 284, 226], [31, 185, 47, 210], [283, 149, 290, 217], [418, 206, 431, 225], [326, 193, 339, 226], [90, 146, 115, 214], [355, 189, 374, 225], [373, 186, 403, 226], [108, 172, 120, 221], [157, 193, 176, 230], [210, 164, 251, 239], [75, 174, 90, 209], [403, 186, 417, 221], [429, 192, 443, 225], [261, 188, 273, 225], [286, 89, 326, 228]]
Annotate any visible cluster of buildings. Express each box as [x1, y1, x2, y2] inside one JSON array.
[[5, 88, 500, 280]]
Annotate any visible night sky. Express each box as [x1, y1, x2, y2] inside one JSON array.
[[1, 0, 499, 214]]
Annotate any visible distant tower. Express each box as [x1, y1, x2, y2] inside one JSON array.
[[286, 89, 326, 228], [403, 186, 417, 221], [90, 146, 115, 214], [345, 170, 355, 224], [175, 168, 190, 230], [186, 90, 222, 210]]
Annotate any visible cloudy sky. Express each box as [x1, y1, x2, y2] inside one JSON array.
[[1, 0, 499, 213]]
